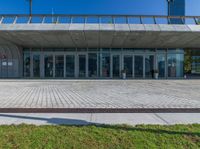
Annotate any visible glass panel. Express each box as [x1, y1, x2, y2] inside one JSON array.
[[33, 55, 40, 78], [79, 55, 86, 77], [72, 17, 85, 23], [128, 17, 141, 24], [135, 55, 143, 78], [44, 55, 53, 78], [55, 55, 64, 78], [142, 17, 155, 24], [112, 55, 120, 77], [102, 53, 110, 77], [124, 56, 133, 78], [168, 54, 184, 77], [155, 17, 168, 24], [23, 53, 31, 77], [87, 17, 99, 23], [114, 17, 127, 24], [66, 55, 75, 77], [101, 17, 113, 24], [145, 55, 154, 78], [157, 54, 166, 78], [88, 53, 97, 77]]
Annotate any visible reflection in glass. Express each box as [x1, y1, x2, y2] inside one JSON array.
[[168, 54, 184, 77], [145, 55, 154, 78], [157, 54, 166, 78], [23, 53, 31, 77], [88, 53, 97, 77], [44, 55, 53, 77], [55, 55, 64, 78], [102, 53, 110, 77], [135, 55, 143, 78], [124, 56, 133, 78], [33, 55, 40, 77], [66, 55, 75, 77], [79, 55, 86, 77], [112, 55, 120, 77]]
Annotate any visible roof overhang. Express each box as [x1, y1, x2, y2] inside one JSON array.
[[0, 24, 200, 48]]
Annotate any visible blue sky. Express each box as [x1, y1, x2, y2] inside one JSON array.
[[0, 0, 199, 16]]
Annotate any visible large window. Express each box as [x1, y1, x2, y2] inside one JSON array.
[[157, 54, 166, 78], [23, 53, 31, 77], [66, 55, 75, 77], [124, 56, 133, 78], [101, 53, 110, 77], [88, 53, 97, 77], [112, 55, 120, 78], [184, 49, 200, 76], [33, 55, 40, 78], [135, 55, 143, 78], [44, 55, 53, 78], [168, 53, 184, 77], [78, 55, 86, 77], [145, 55, 154, 78], [55, 55, 64, 78]]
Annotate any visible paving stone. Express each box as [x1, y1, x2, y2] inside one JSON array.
[[0, 80, 199, 109]]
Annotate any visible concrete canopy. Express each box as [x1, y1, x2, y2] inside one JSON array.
[[0, 23, 200, 48]]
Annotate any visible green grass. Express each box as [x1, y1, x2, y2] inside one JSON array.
[[0, 124, 199, 149]]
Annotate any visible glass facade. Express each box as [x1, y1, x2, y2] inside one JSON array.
[[184, 49, 200, 78], [33, 54, 40, 78], [66, 55, 75, 77], [23, 53, 31, 77], [23, 48, 185, 79], [168, 0, 185, 24]]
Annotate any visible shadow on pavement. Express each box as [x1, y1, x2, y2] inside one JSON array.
[[0, 114, 93, 125]]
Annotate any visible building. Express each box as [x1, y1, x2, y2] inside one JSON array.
[[0, 0, 199, 79]]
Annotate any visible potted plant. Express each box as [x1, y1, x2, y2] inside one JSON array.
[[154, 69, 159, 79], [121, 69, 126, 79]]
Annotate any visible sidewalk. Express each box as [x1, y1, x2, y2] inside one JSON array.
[[0, 113, 199, 125]]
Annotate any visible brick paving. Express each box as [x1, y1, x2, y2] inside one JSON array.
[[0, 80, 200, 109]]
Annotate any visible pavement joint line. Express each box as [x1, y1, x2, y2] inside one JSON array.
[[154, 113, 170, 125]]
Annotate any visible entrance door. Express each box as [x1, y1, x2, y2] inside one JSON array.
[[33, 54, 40, 78], [145, 55, 154, 79], [88, 53, 98, 78], [66, 55, 75, 78], [135, 55, 144, 78], [157, 54, 166, 78], [55, 55, 64, 78], [44, 55, 53, 78], [112, 54, 120, 78], [101, 53, 110, 78], [123, 55, 133, 78], [78, 54, 86, 78]]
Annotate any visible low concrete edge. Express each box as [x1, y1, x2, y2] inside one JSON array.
[[0, 108, 199, 113]]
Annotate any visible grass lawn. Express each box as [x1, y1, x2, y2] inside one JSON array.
[[0, 124, 199, 149]]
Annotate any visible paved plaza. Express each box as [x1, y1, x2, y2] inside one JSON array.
[[0, 79, 200, 109]]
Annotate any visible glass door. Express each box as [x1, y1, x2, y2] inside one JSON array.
[[101, 53, 110, 78], [157, 54, 166, 78], [33, 54, 40, 78], [23, 53, 31, 77], [135, 55, 144, 78], [145, 55, 154, 79], [123, 55, 133, 78], [55, 55, 64, 78], [66, 55, 75, 78], [78, 54, 86, 78], [88, 53, 98, 78], [112, 54, 120, 78], [44, 55, 53, 78]]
